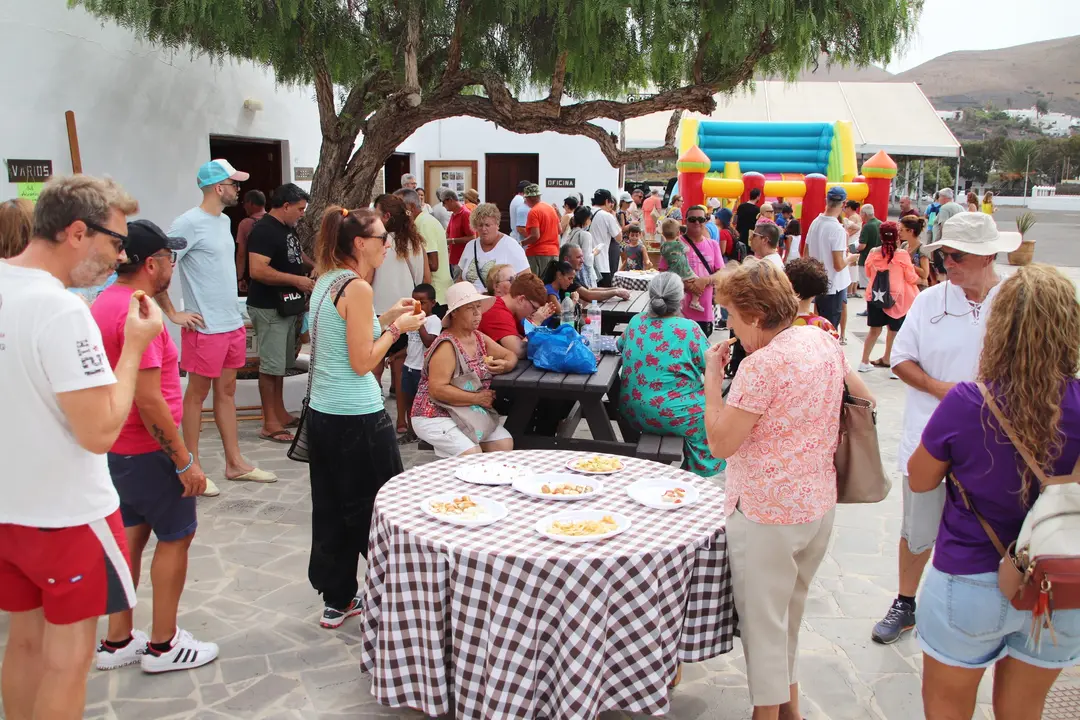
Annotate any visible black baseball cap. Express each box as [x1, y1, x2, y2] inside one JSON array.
[[120, 219, 187, 267]]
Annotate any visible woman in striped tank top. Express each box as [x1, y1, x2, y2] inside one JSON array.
[[306, 207, 427, 630]]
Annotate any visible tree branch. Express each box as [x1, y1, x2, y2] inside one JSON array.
[[312, 60, 341, 141], [442, 0, 470, 80], [548, 50, 569, 109], [693, 30, 712, 85], [403, 1, 420, 91]]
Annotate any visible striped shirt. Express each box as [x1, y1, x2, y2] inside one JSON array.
[[309, 269, 385, 416]]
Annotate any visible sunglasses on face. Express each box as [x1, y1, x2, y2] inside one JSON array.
[[686, 216, 708, 224], [940, 250, 968, 263], [83, 220, 128, 252], [365, 233, 389, 242]]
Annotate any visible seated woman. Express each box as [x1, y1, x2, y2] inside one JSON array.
[[485, 263, 515, 296], [704, 259, 874, 720], [542, 245, 629, 304], [617, 273, 723, 477], [908, 264, 1080, 720], [544, 261, 577, 304], [411, 282, 518, 457]]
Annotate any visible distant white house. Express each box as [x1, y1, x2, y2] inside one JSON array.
[[936, 109, 963, 122], [1001, 107, 1079, 137]]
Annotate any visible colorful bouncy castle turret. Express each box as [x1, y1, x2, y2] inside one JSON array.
[[676, 145, 710, 210], [860, 151, 898, 221]]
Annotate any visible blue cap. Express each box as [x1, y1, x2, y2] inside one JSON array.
[[715, 207, 733, 224], [196, 159, 249, 188], [827, 186, 848, 202]]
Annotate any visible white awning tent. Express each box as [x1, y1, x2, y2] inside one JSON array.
[[623, 81, 962, 158]]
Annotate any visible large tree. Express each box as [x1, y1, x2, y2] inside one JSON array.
[[73, 0, 921, 240]]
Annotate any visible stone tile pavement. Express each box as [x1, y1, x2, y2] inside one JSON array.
[[2, 269, 1077, 719]]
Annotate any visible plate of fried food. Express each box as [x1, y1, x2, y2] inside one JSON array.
[[512, 473, 603, 501], [566, 455, 625, 475], [625, 478, 701, 510], [535, 510, 631, 543], [421, 494, 508, 527], [454, 461, 532, 486]]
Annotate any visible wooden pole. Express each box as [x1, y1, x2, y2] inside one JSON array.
[[65, 111, 82, 174]]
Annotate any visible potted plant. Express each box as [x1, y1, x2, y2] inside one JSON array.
[[1008, 211, 1037, 266]]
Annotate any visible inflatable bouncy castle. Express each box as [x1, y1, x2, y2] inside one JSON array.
[[674, 118, 896, 223]]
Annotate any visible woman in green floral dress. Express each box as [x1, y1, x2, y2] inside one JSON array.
[[617, 273, 723, 476]]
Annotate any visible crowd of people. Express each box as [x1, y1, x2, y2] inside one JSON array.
[[1, 165, 1077, 720]]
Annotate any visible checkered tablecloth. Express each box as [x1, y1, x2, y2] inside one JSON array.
[[613, 270, 659, 291], [359, 450, 736, 720]]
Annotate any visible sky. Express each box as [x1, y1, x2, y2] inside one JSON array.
[[886, 0, 1080, 72]]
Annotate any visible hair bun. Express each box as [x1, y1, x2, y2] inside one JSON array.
[[649, 296, 668, 314]]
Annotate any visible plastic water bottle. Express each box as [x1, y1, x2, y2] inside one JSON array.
[[584, 300, 602, 349], [560, 295, 575, 328]]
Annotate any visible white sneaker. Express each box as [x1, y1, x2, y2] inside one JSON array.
[[201, 478, 220, 497], [858, 362, 875, 373], [140, 628, 219, 674], [890, 371, 900, 380], [95, 629, 148, 670]]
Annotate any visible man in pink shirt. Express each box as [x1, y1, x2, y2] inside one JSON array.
[[91, 220, 220, 674]]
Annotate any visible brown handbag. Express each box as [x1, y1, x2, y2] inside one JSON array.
[[948, 384, 1080, 634], [835, 387, 892, 503]]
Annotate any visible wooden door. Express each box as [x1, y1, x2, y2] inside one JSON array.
[[485, 153, 539, 235], [384, 153, 411, 194]]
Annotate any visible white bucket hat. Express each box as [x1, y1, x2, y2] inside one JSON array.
[[442, 282, 496, 328], [923, 212, 1021, 256]]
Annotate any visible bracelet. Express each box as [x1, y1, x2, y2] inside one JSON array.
[[388, 324, 402, 342], [176, 452, 194, 475]]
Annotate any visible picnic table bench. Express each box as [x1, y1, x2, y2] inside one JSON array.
[[491, 355, 637, 456], [597, 289, 648, 335]]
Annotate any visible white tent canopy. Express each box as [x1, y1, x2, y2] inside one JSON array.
[[623, 81, 962, 158]]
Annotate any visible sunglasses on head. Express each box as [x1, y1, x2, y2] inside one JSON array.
[[685, 216, 708, 223]]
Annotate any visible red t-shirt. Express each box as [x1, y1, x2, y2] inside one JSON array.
[[446, 206, 473, 266], [478, 296, 522, 341], [91, 284, 183, 455], [525, 202, 561, 258]]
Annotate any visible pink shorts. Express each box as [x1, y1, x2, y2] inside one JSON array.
[[180, 327, 246, 379]]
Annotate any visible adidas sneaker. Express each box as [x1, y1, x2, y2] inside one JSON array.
[[140, 628, 219, 674]]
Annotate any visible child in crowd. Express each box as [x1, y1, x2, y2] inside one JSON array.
[[400, 283, 442, 444], [659, 218, 705, 312], [781, 218, 802, 261], [785, 256, 840, 339], [619, 225, 652, 271]]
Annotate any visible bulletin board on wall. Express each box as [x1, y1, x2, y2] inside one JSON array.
[[424, 160, 478, 198]]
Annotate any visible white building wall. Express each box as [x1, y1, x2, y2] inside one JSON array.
[[1, 0, 323, 226], [398, 119, 622, 206]]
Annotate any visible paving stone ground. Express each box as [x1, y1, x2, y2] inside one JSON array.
[[1, 264, 1077, 720]]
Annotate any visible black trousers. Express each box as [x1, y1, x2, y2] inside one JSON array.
[[307, 407, 402, 610], [598, 272, 613, 288]]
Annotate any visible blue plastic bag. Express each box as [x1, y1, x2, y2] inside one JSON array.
[[526, 324, 598, 374]]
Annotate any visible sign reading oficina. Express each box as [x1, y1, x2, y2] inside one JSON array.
[[546, 178, 575, 188], [7, 159, 53, 183]]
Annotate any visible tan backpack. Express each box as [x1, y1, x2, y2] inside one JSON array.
[[949, 383, 1080, 646]]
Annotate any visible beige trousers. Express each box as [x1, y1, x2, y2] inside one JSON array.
[[726, 506, 836, 706]]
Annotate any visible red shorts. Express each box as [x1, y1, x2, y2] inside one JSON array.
[[180, 326, 246, 379], [0, 510, 136, 625]]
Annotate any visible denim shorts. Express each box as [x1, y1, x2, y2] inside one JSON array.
[[916, 565, 1080, 669], [400, 367, 422, 398]]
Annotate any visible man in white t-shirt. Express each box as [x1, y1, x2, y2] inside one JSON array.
[[589, 189, 622, 287], [509, 180, 530, 244], [805, 186, 858, 329], [0, 175, 163, 720], [749, 222, 785, 271], [870, 211, 1021, 646]]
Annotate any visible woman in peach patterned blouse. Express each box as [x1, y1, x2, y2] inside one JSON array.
[[704, 258, 874, 720]]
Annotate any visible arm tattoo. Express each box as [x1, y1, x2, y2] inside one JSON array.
[[151, 424, 181, 463]]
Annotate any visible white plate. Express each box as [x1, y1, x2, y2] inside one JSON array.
[[421, 493, 508, 527], [535, 510, 631, 543], [565, 455, 625, 475], [625, 477, 701, 510], [512, 473, 604, 501], [454, 461, 532, 486]]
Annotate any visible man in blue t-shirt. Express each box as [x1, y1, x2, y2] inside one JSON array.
[[157, 160, 276, 496]]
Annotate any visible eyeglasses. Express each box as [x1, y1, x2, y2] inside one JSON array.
[[940, 250, 969, 263], [685, 216, 708, 224], [151, 250, 178, 265], [219, 181, 242, 188], [83, 220, 128, 252]]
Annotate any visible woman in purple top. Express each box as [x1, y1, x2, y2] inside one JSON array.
[[908, 264, 1080, 719]]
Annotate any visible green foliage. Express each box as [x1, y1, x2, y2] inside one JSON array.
[[1035, 98, 1049, 115], [1015, 211, 1036, 236], [71, 0, 922, 97]]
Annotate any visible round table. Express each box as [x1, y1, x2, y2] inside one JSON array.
[[613, 270, 659, 292], [359, 450, 736, 720]]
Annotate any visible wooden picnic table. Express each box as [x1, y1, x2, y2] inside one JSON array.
[[491, 355, 636, 456], [597, 289, 648, 335]]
